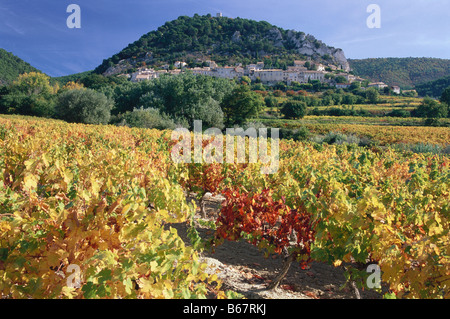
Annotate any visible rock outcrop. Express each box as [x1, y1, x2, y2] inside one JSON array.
[[232, 31, 242, 43], [282, 29, 350, 71]]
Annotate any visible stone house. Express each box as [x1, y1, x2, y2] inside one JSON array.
[[368, 82, 388, 89], [391, 86, 401, 94]]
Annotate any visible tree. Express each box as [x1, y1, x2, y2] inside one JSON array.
[[240, 76, 251, 85], [136, 73, 234, 129], [280, 100, 307, 119], [251, 83, 266, 91], [221, 85, 265, 126], [387, 109, 410, 118], [264, 96, 278, 108], [365, 87, 379, 104], [189, 96, 225, 129], [274, 82, 287, 91], [56, 88, 113, 124], [383, 86, 392, 95], [60, 81, 85, 91], [0, 72, 57, 117], [112, 81, 154, 115], [331, 93, 343, 105], [121, 107, 176, 130], [11, 72, 57, 96], [440, 87, 450, 106], [79, 73, 127, 90], [342, 93, 357, 105], [349, 81, 361, 91], [414, 97, 448, 124], [321, 95, 333, 106], [440, 87, 450, 117], [335, 76, 347, 84], [310, 80, 322, 92]]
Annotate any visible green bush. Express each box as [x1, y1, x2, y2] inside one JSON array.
[[121, 107, 177, 130], [386, 109, 411, 118], [310, 107, 371, 117], [0, 72, 56, 117], [312, 131, 361, 145], [280, 100, 307, 119], [410, 143, 443, 154], [221, 85, 265, 126], [279, 126, 310, 141], [393, 142, 445, 155], [264, 96, 278, 108], [190, 97, 225, 129], [365, 87, 380, 104], [56, 88, 113, 125], [137, 73, 234, 129], [413, 97, 448, 120], [242, 121, 267, 131]]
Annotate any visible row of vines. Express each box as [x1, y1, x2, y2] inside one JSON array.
[[0, 116, 449, 298], [0, 117, 238, 299], [178, 129, 449, 298]]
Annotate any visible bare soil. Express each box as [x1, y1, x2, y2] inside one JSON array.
[[169, 194, 385, 299]]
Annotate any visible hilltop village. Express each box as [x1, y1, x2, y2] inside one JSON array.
[[127, 59, 396, 92]]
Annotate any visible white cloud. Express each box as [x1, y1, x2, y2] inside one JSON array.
[[0, 5, 26, 35], [3, 21, 26, 35]]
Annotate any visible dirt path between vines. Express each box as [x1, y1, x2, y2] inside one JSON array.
[[169, 194, 385, 299]]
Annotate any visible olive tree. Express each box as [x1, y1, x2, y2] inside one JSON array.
[[56, 88, 113, 124]]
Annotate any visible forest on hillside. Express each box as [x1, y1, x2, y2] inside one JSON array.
[[415, 75, 450, 98], [348, 57, 450, 89], [0, 49, 41, 85]]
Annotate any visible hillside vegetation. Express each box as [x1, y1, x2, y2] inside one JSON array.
[[348, 57, 450, 89], [95, 14, 349, 75], [415, 75, 450, 98], [0, 49, 41, 85]]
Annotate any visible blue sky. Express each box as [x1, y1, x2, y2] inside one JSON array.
[[0, 0, 449, 77]]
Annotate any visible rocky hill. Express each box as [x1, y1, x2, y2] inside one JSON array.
[[95, 14, 350, 76]]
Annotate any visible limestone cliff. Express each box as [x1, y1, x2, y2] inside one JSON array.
[[282, 29, 350, 71]]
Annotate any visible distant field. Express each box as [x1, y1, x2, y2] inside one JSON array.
[[263, 95, 423, 117], [257, 117, 450, 146], [264, 105, 417, 113], [259, 115, 450, 126]]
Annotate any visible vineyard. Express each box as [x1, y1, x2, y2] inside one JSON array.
[[0, 115, 449, 299], [259, 118, 450, 146]]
